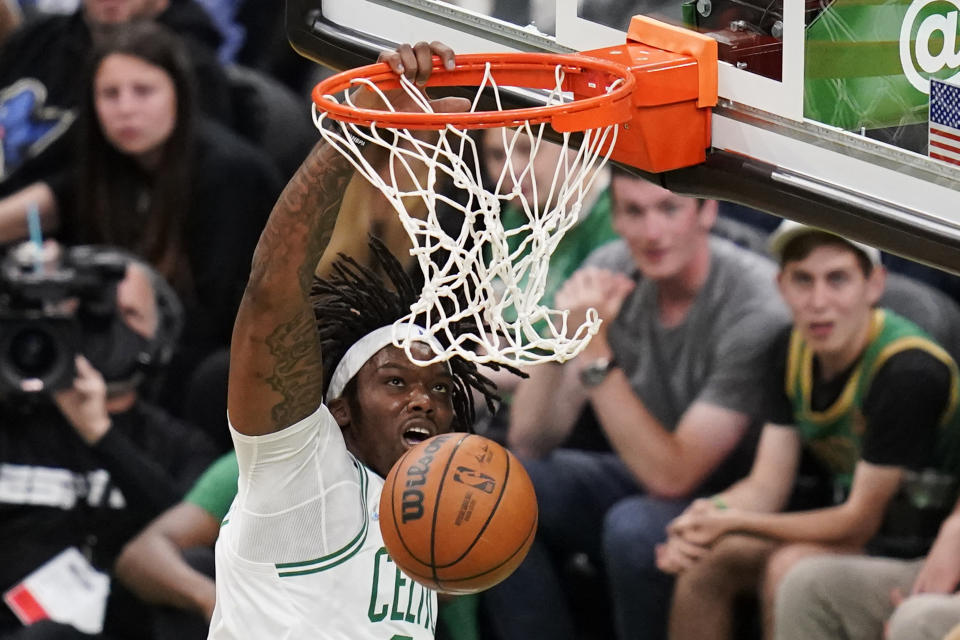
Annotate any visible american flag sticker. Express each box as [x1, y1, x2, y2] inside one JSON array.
[[929, 78, 960, 167]]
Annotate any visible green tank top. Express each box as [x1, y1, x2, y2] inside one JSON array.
[[785, 309, 960, 490]]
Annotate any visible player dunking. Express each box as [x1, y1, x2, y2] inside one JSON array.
[[208, 42, 515, 638]]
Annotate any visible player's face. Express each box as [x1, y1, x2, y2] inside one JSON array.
[[94, 54, 177, 166], [83, 0, 165, 24], [339, 343, 456, 478], [778, 245, 884, 368], [610, 176, 715, 282]]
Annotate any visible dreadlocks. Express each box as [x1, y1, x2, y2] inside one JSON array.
[[310, 237, 524, 430]]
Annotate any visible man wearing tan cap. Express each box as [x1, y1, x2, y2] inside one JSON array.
[[659, 220, 960, 640]]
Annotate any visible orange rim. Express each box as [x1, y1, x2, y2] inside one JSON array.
[[311, 52, 635, 132]]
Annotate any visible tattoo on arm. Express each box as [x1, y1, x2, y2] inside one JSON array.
[[243, 144, 356, 429], [279, 146, 353, 292], [247, 146, 354, 291], [264, 308, 325, 428]]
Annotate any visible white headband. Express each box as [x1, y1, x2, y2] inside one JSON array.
[[324, 324, 444, 402]]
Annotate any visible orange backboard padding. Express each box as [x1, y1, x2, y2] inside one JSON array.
[[608, 100, 711, 172], [582, 34, 713, 172], [587, 45, 701, 106], [627, 15, 718, 109]]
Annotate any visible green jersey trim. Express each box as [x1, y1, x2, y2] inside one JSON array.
[[275, 459, 370, 577]]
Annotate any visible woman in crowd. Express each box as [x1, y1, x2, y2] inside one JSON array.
[[57, 20, 283, 413]]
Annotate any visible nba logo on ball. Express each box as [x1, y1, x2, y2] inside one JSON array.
[[379, 434, 538, 594]]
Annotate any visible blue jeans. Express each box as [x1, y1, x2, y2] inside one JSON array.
[[482, 449, 690, 640], [604, 494, 689, 639]]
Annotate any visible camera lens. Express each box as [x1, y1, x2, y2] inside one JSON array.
[[7, 327, 58, 378]]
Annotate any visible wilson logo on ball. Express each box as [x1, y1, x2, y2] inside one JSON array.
[[401, 435, 449, 523]]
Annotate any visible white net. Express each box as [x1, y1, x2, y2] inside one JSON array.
[[313, 62, 621, 366]]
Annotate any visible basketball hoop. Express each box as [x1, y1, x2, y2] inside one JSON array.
[[311, 53, 635, 367]]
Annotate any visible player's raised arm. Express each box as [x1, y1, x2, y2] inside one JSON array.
[[227, 42, 460, 436], [227, 135, 342, 436]]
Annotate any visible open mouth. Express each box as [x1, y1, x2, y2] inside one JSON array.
[[642, 248, 668, 263], [402, 425, 432, 447], [808, 322, 833, 338]]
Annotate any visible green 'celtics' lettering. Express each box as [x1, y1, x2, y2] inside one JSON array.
[[416, 584, 426, 624], [390, 567, 407, 620], [368, 547, 435, 631], [404, 573, 417, 623], [368, 548, 391, 622]]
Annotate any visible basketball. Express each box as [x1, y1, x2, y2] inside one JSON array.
[[379, 433, 538, 594]]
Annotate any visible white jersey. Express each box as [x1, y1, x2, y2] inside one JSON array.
[[208, 406, 437, 639]]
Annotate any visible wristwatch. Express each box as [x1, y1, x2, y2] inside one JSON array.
[[579, 357, 617, 388]]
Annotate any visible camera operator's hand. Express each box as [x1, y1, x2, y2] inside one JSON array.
[[53, 356, 112, 445]]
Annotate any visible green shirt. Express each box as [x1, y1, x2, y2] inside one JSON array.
[[185, 451, 238, 521], [786, 309, 960, 490]]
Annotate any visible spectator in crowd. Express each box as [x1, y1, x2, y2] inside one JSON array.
[[3, 21, 282, 414], [115, 451, 238, 639], [0, 243, 217, 639], [0, 0, 231, 202], [775, 491, 960, 640], [662, 221, 960, 640], [67, 21, 280, 399], [484, 167, 790, 640]]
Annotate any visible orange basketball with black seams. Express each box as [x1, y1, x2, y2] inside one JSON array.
[[379, 433, 538, 594]]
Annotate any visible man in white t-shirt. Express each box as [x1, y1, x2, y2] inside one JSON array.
[[207, 42, 510, 639]]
